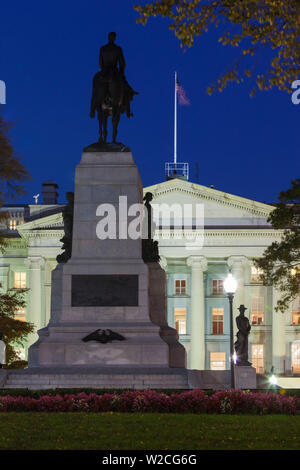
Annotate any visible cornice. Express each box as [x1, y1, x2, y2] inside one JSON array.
[[155, 229, 283, 239], [3, 238, 28, 249]]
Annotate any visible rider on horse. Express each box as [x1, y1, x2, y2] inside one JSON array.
[[90, 32, 137, 143]]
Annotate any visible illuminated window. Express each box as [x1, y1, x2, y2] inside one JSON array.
[[174, 308, 186, 334], [14, 307, 26, 322], [212, 308, 224, 334], [291, 343, 300, 375], [291, 298, 300, 325], [9, 219, 17, 230], [251, 266, 263, 283], [14, 348, 26, 360], [251, 297, 264, 325], [210, 352, 226, 371], [251, 344, 264, 373], [211, 280, 223, 295], [174, 279, 186, 295], [291, 267, 300, 277], [14, 272, 26, 289]]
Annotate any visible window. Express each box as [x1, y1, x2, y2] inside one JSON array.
[[211, 280, 223, 295], [14, 348, 26, 360], [291, 267, 300, 277], [174, 308, 187, 334], [291, 343, 300, 375], [210, 352, 226, 371], [251, 297, 264, 325], [174, 279, 186, 295], [212, 308, 224, 334], [14, 307, 26, 322], [251, 266, 263, 283], [14, 272, 26, 289], [9, 219, 17, 230], [251, 344, 264, 373], [291, 298, 300, 325]]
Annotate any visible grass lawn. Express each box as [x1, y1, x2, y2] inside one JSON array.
[[0, 413, 299, 450]]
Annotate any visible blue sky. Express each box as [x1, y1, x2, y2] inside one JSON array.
[[1, 0, 299, 205]]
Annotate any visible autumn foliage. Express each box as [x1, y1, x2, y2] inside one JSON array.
[[135, 0, 300, 96]]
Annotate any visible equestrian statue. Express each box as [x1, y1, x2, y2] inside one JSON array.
[[89, 32, 138, 146]]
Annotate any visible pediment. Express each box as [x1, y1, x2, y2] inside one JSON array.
[[144, 179, 274, 226], [17, 211, 64, 237]]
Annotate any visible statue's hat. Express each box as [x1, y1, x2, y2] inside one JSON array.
[[237, 304, 247, 311]]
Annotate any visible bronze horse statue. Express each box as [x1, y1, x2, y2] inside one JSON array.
[[90, 32, 138, 144]]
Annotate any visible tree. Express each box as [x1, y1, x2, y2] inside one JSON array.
[[255, 179, 300, 312], [0, 110, 30, 247], [0, 111, 29, 201], [0, 288, 34, 366], [0, 108, 32, 366], [134, 0, 300, 96]]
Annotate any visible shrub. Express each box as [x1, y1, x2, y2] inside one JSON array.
[[0, 389, 299, 414]]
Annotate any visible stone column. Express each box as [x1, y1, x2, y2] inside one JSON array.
[[187, 256, 207, 370], [44, 260, 57, 327], [272, 287, 286, 374], [0, 265, 9, 293], [227, 256, 249, 336], [24, 257, 44, 345]]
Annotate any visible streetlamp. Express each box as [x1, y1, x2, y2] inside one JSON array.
[[224, 272, 238, 389]]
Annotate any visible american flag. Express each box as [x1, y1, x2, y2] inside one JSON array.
[[176, 78, 190, 105]]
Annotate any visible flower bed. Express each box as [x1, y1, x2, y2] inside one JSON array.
[[0, 389, 299, 414]]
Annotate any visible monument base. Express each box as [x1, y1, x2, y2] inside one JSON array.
[[1, 368, 258, 390], [234, 366, 257, 389], [0, 369, 7, 387], [22, 149, 187, 388], [3, 366, 189, 390]]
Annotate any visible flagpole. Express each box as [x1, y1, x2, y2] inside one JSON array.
[[174, 71, 177, 168]]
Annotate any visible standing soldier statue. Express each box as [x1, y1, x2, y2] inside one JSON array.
[[234, 305, 252, 366]]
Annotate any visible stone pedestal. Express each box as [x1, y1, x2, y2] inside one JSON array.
[[21, 149, 187, 388], [0, 370, 7, 388], [234, 366, 257, 389]]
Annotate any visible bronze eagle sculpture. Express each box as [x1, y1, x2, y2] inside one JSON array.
[[82, 329, 126, 344]]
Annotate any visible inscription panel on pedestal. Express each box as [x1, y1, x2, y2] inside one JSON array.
[[71, 275, 139, 307]]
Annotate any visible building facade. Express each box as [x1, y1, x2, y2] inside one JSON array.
[[1, 179, 300, 379]]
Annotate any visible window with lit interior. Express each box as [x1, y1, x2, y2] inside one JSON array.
[[14, 307, 26, 322], [251, 266, 263, 283], [174, 308, 187, 335], [210, 352, 226, 371], [291, 343, 300, 375], [291, 298, 300, 325], [251, 296, 264, 325], [251, 344, 264, 373], [14, 272, 26, 289], [9, 220, 17, 230], [14, 348, 26, 360]]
